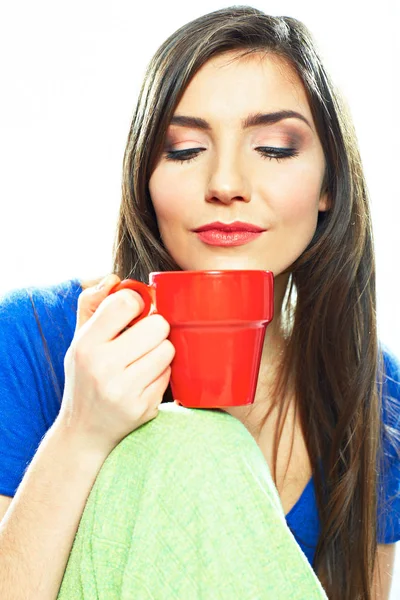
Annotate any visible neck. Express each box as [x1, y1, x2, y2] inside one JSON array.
[[220, 272, 294, 438], [260, 270, 291, 371]]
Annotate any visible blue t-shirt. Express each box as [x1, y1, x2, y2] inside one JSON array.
[[0, 278, 399, 567]]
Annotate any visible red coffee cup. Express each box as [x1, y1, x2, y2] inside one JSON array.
[[108, 270, 274, 409]]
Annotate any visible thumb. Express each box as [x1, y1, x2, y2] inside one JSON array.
[[75, 273, 121, 332]]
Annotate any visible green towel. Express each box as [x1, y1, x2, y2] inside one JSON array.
[[58, 403, 328, 599]]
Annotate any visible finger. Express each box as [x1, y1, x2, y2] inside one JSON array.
[[135, 366, 172, 422], [81, 288, 145, 345], [114, 339, 175, 400], [75, 274, 121, 332], [109, 313, 170, 368]]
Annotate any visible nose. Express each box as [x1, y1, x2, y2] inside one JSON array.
[[205, 150, 251, 205]]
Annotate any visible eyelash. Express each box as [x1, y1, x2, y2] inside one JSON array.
[[164, 147, 300, 164]]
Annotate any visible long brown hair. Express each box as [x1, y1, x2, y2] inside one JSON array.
[[27, 6, 390, 599], [109, 6, 385, 598]]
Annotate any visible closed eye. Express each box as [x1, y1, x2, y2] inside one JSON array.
[[164, 147, 299, 164]]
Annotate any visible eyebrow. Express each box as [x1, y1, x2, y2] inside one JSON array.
[[169, 110, 312, 131]]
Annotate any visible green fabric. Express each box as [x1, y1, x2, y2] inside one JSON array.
[[58, 403, 327, 599]]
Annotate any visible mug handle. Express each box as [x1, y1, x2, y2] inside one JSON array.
[[108, 279, 157, 328]]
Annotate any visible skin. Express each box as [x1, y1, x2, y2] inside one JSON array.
[[149, 50, 329, 433]]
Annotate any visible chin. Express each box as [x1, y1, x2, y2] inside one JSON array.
[[177, 255, 273, 272]]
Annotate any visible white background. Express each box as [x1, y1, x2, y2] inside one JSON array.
[[0, 1, 398, 357], [1, 0, 399, 594]]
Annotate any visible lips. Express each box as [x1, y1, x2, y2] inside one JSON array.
[[193, 221, 266, 233], [194, 229, 265, 247]]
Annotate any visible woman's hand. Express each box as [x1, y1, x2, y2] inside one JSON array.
[[57, 274, 175, 454]]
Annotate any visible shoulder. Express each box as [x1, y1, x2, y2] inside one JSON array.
[[0, 278, 82, 352], [377, 344, 400, 543], [0, 279, 81, 496], [378, 343, 400, 467], [0, 277, 82, 313], [0, 277, 82, 409], [377, 344, 400, 417], [0, 283, 45, 341], [381, 344, 400, 384]]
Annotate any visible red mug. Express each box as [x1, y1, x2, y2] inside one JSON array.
[[108, 270, 274, 409]]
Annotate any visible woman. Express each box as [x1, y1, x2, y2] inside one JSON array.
[[0, 6, 399, 599]]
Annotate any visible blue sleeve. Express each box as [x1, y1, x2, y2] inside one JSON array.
[[0, 282, 76, 497], [377, 345, 400, 544]]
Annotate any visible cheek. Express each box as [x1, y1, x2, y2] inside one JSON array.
[[264, 162, 322, 224], [149, 167, 193, 227]]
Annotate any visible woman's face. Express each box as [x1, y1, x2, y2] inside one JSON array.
[[149, 51, 328, 277]]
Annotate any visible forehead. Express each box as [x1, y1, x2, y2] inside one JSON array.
[[174, 51, 312, 125]]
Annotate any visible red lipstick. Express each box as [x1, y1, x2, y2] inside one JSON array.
[[192, 221, 266, 247]]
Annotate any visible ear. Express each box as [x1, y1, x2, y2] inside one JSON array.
[[318, 189, 330, 212]]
